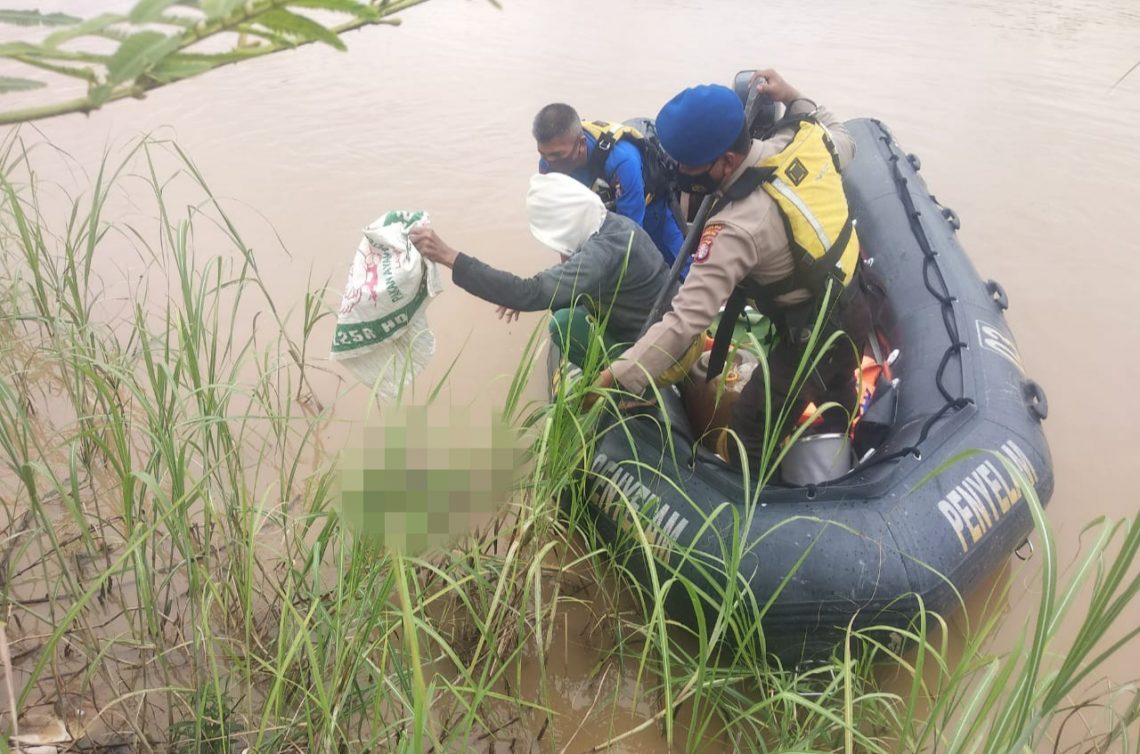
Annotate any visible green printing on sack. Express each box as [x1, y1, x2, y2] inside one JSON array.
[[332, 279, 429, 353]]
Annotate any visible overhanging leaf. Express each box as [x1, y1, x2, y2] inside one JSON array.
[[89, 26, 134, 43], [0, 41, 40, 57], [286, 0, 381, 20], [151, 14, 198, 29], [44, 13, 128, 47], [254, 9, 347, 50], [0, 10, 81, 27], [0, 0, 434, 124], [106, 30, 181, 84], [201, 0, 245, 20], [2, 56, 98, 82], [129, 0, 180, 24], [234, 26, 292, 47], [0, 76, 45, 93], [148, 53, 217, 83]]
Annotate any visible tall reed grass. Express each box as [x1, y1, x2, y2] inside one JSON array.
[[0, 133, 1135, 753]]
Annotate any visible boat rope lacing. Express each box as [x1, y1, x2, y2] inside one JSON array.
[[867, 120, 974, 450], [807, 120, 974, 492]]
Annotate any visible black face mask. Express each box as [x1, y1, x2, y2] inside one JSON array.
[[677, 169, 719, 195]]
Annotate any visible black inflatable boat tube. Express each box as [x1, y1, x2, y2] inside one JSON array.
[[563, 118, 1055, 660]]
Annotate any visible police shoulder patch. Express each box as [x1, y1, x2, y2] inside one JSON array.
[[694, 223, 724, 264]]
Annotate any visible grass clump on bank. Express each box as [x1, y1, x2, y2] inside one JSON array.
[[0, 133, 1136, 753], [0, 134, 571, 752]]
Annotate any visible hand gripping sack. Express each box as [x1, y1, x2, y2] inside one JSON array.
[[330, 211, 444, 398]]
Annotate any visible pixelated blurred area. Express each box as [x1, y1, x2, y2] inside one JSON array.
[[338, 404, 528, 554]]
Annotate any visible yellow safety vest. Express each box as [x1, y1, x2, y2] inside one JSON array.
[[580, 119, 673, 205], [705, 115, 861, 383], [580, 119, 648, 147], [753, 117, 859, 289]]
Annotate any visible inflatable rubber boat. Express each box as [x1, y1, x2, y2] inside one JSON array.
[[558, 117, 1055, 660]]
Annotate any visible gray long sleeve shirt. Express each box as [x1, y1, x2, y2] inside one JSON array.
[[451, 213, 675, 344]]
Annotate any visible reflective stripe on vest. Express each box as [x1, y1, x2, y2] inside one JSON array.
[[767, 176, 832, 250]]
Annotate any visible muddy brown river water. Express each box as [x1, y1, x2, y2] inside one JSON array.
[[4, 0, 1140, 750]]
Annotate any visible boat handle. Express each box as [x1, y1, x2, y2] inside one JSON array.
[[985, 279, 1009, 311], [1024, 379, 1048, 421], [907, 152, 922, 171], [941, 206, 962, 231]]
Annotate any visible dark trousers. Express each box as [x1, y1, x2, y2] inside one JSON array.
[[725, 283, 872, 472]]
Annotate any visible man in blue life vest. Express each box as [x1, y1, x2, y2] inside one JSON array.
[[586, 69, 871, 473], [533, 103, 689, 279]]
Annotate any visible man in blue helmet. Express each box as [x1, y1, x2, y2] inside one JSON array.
[[589, 69, 871, 472], [533, 103, 689, 279]]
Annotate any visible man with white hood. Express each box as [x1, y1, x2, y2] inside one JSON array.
[[410, 173, 680, 368]]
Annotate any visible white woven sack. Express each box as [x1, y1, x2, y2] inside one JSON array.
[[330, 210, 444, 398]]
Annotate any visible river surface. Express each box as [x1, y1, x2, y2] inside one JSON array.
[[5, 0, 1140, 750]]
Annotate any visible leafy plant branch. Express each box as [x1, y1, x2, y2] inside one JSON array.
[[0, 0, 476, 125]]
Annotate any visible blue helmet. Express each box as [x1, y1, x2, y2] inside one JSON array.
[[655, 84, 746, 166]]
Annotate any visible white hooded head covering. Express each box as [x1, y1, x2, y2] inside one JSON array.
[[526, 173, 607, 256]]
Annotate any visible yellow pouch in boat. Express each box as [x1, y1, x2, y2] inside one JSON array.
[[657, 335, 705, 387]]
